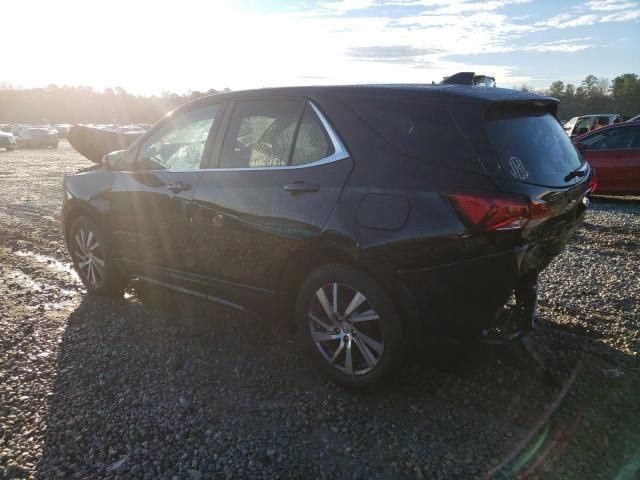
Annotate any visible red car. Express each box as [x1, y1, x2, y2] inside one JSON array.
[[574, 121, 640, 194]]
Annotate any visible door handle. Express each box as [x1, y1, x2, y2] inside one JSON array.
[[166, 181, 192, 193], [283, 182, 320, 195]]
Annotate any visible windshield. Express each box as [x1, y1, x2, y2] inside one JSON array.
[[485, 111, 583, 186], [564, 117, 577, 130]]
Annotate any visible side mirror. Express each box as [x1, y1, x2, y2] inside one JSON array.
[[101, 150, 129, 170]]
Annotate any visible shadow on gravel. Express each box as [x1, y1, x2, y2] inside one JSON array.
[[34, 284, 640, 479]]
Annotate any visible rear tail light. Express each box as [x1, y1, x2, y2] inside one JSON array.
[[447, 193, 549, 232], [588, 168, 598, 194]]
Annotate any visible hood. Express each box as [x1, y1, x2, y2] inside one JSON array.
[[68, 125, 144, 163]]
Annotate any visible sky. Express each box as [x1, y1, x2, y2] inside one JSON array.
[[1, 0, 639, 94]]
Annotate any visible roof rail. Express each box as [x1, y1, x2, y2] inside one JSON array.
[[441, 72, 496, 87]]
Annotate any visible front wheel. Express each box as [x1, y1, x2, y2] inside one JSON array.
[[67, 215, 126, 295], [296, 264, 403, 390]]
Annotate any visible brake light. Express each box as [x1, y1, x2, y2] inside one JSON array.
[[588, 169, 598, 194], [447, 193, 533, 232]]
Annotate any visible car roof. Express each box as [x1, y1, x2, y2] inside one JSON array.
[[575, 114, 619, 118], [573, 120, 640, 141], [183, 84, 557, 109]]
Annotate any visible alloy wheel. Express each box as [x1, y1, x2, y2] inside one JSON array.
[[308, 283, 385, 375], [73, 227, 105, 288]]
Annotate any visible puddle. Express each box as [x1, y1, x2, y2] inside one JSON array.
[[30, 299, 77, 311], [2, 269, 43, 293], [13, 250, 80, 282], [1, 266, 79, 310]]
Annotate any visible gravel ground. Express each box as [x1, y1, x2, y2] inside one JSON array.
[[0, 142, 639, 480]]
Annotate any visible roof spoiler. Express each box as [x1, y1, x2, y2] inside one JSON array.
[[441, 72, 496, 88]]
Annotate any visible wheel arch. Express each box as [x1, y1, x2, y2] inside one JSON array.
[[276, 234, 358, 331], [276, 234, 419, 335], [62, 200, 103, 244]]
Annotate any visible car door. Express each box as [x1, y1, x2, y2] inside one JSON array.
[[579, 126, 637, 192], [191, 97, 352, 311], [107, 102, 223, 285], [622, 125, 640, 190]]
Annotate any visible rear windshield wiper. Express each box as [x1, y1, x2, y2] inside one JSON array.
[[564, 166, 587, 182]]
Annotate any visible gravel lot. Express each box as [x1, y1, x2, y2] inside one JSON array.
[[1, 142, 639, 480]]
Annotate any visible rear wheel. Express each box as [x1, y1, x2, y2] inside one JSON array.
[[67, 216, 126, 295], [296, 264, 403, 390]]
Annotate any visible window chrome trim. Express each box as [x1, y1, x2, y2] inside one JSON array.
[[199, 100, 349, 172], [135, 101, 350, 174]]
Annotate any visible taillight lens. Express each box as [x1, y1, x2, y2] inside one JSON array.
[[588, 168, 598, 194], [447, 193, 532, 232]]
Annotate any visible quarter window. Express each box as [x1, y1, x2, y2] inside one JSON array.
[[138, 104, 219, 170], [291, 106, 334, 165]]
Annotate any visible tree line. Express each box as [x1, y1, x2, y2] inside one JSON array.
[[1, 73, 639, 125], [0, 84, 229, 125], [524, 73, 640, 121]]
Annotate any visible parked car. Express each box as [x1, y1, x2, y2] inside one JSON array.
[[54, 124, 73, 138], [16, 127, 59, 148], [574, 121, 640, 194], [564, 114, 622, 137], [62, 82, 592, 389], [0, 131, 16, 151]]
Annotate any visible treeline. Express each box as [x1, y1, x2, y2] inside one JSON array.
[[537, 73, 640, 120], [0, 84, 229, 124], [1, 73, 639, 125]]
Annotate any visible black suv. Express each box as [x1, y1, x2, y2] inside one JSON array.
[[62, 82, 592, 389]]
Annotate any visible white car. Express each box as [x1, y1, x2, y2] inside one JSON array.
[[563, 114, 622, 137], [0, 131, 16, 151], [16, 127, 59, 148]]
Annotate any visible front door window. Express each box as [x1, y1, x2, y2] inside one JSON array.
[[138, 104, 220, 170]]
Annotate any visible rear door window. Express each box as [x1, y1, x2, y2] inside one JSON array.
[[220, 99, 305, 168], [484, 109, 583, 186]]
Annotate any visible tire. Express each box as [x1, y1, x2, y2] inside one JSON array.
[[296, 264, 404, 390], [67, 215, 126, 295]]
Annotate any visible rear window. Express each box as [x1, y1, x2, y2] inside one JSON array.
[[337, 93, 479, 170], [484, 109, 583, 186]]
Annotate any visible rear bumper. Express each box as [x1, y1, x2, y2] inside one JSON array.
[[397, 247, 526, 337], [396, 202, 586, 337]]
